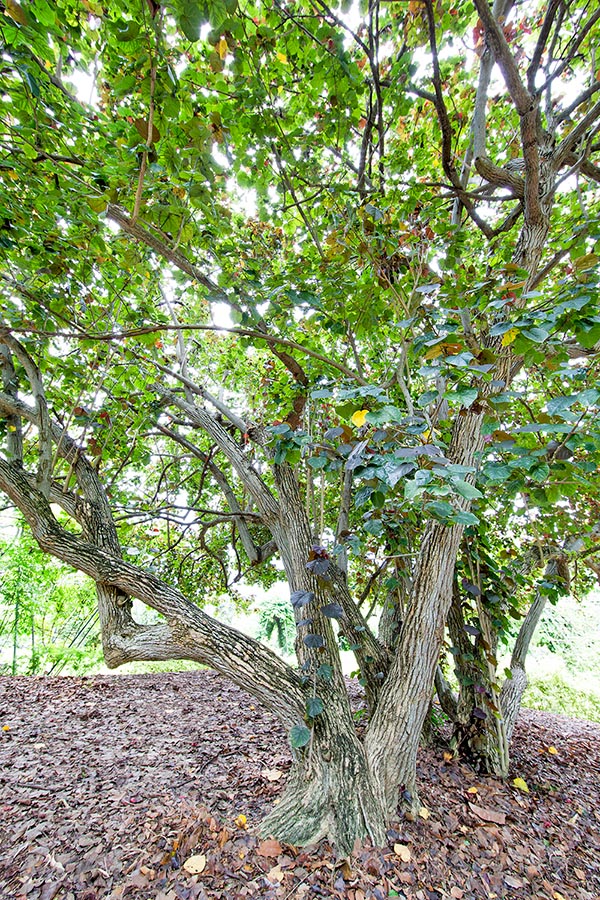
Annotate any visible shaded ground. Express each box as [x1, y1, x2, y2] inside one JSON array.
[[1, 672, 598, 900]]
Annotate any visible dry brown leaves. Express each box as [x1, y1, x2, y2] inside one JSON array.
[[1, 672, 599, 899]]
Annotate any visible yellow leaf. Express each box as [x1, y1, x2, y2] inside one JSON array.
[[443, 751, 453, 762], [547, 745, 558, 755], [499, 280, 526, 291], [512, 777, 529, 793], [351, 409, 369, 428], [573, 252, 598, 270], [393, 843, 412, 862], [217, 37, 229, 60], [235, 814, 247, 828], [467, 786, 478, 794], [418, 806, 430, 819], [424, 344, 444, 360], [4, 0, 28, 26], [501, 328, 519, 346], [2, 724, 10, 731], [276, 51, 288, 64], [182, 854, 206, 875]]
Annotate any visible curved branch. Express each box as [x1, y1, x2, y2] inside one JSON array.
[[153, 384, 280, 522], [0, 458, 305, 727]]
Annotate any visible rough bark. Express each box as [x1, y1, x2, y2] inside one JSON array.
[[365, 406, 485, 812], [261, 702, 387, 854], [500, 558, 558, 741]]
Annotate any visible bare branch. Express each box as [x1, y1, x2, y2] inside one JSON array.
[[554, 100, 600, 168], [155, 423, 262, 565], [526, 0, 562, 94]]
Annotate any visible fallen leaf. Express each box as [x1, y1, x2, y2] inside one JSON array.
[[547, 746, 558, 755], [261, 768, 283, 781], [504, 875, 522, 888], [182, 854, 206, 875], [443, 751, 453, 761], [466, 786, 478, 794], [266, 863, 284, 883], [418, 806, 430, 820], [512, 777, 530, 793], [257, 839, 282, 858], [393, 843, 412, 862], [450, 888, 464, 899], [468, 803, 506, 825]]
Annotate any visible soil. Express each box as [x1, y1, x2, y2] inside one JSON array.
[[1, 671, 598, 900]]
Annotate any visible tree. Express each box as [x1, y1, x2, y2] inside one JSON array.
[[0, 524, 99, 674], [1, 0, 600, 852]]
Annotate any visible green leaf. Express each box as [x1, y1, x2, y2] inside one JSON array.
[[306, 696, 324, 718], [321, 602, 344, 619], [289, 724, 311, 749], [452, 511, 480, 526], [452, 479, 483, 500], [316, 664, 333, 681], [424, 500, 454, 519], [445, 387, 479, 408], [303, 633, 325, 649], [176, 0, 208, 41]]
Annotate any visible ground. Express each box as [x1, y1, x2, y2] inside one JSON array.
[[0, 672, 598, 900]]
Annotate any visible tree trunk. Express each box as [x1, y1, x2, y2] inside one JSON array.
[[364, 407, 485, 812], [261, 704, 387, 854], [446, 583, 509, 776], [500, 558, 559, 740]]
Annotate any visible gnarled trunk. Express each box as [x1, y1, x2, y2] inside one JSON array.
[[261, 703, 387, 853]]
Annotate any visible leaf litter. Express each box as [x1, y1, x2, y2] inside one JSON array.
[[1, 671, 599, 899]]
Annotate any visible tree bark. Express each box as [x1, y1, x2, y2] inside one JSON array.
[[500, 558, 559, 740], [364, 409, 485, 811]]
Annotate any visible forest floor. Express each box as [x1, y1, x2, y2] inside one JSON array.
[[1, 672, 599, 900]]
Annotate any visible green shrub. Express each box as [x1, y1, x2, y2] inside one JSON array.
[[524, 672, 600, 722]]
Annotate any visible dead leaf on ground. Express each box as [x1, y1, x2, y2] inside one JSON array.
[[468, 803, 506, 825], [256, 839, 282, 858], [182, 853, 206, 874], [266, 863, 284, 883], [261, 768, 283, 781], [393, 843, 412, 862]]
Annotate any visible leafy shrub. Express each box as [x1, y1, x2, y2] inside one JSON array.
[[524, 673, 600, 722]]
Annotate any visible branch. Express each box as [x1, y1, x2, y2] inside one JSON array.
[[554, 99, 600, 168], [535, 8, 600, 97], [0, 344, 22, 463], [557, 82, 600, 125], [153, 384, 280, 522], [472, 0, 533, 115], [423, 0, 494, 238], [526, 0, 562, 94], [474, 155, 525, 198], [0, 458, 305, 728], [105, 204, 227, 300], [149, 357, 249, 434], [0, 331, 52, 494], [472, 0, 543, 222], [155, 423, 262, 565]]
